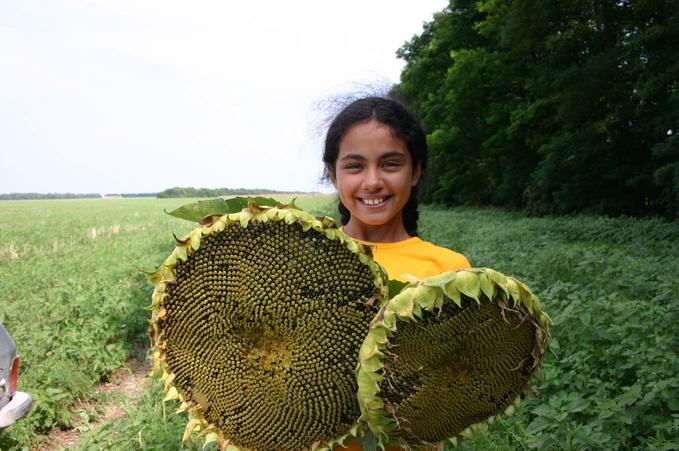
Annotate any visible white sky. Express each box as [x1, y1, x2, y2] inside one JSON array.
[[0, 0, 448, 194]]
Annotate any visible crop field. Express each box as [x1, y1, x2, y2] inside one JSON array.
[[0, 197, 677, 450]]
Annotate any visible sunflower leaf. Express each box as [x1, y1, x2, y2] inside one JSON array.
[[165, 196, 278, 223]]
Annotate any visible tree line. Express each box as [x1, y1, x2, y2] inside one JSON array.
[[0, 192, 156, 200], [156, 187, 289, 198], [0, 188, 291, 200], [396, 0, 678, 217], [0, 193, 102, 200]]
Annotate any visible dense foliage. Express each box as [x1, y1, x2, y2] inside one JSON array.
[[0, 199, 189, 449], [397, 0, 679, 217], [156, 186, 291, 198], [423, 207, 679, 450]]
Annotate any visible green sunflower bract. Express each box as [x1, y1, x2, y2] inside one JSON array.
[[149, 203, 387, 451], [356, 269, 551, 450]]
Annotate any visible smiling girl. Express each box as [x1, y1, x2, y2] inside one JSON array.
[[323, 96, 470, 450]]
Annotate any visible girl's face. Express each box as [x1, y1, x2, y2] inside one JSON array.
[[329, 119, 421, 234]]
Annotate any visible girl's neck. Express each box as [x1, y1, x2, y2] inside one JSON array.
[[343, 215, 412, 243]]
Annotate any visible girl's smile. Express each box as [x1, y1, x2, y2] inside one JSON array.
[[360, 197, 386, 206], [330, 119, 420, 242]]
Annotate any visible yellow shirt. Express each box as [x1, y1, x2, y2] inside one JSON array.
[[338, 236, 470, 450], [357, 236, 471, 282]]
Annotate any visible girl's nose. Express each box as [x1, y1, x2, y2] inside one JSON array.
[[363, 168, 383, 191]]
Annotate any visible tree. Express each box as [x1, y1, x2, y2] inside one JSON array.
[[397, 0, 679, 217]]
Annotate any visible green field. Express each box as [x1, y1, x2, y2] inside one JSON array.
[[1, 197, 677, 450]]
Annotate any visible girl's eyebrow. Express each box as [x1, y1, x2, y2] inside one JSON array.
[[339, 151, 406, 161], [339, 153, 366, 161], [379, 151, 407, 160]]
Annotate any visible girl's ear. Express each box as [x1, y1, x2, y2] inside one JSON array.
[[412, 163, 422, 187]]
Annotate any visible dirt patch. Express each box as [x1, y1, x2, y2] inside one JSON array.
[[42, 355, 151, 451]]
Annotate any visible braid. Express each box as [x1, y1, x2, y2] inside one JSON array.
[[402, 187, 420, 237], [338, 198, 351, 226]]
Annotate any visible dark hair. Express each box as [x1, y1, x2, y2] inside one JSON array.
[[323, 96, 428, 236]]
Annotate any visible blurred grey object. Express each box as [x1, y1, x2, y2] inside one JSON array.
[[0, 323, 32, 430]]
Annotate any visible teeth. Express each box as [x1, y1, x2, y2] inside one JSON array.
[[362, 198, 384, 206]]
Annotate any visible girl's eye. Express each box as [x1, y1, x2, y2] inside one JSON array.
[[383, 160, 401, 169], [343, 163, 362, 171]]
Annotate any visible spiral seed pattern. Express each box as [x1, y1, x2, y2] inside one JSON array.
[[379, 297, 536, 443], [159, 221, 380, 450]]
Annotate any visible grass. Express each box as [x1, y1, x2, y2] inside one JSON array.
[[0, 198, 677, 450]]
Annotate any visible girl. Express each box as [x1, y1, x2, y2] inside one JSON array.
[[324, 96, 470, 283], [323, 96, 470, 450]]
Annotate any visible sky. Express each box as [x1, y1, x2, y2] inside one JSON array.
[[0, 0, 448, 194]]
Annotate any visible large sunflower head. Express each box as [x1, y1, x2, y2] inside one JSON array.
[[357, 268, 551, 449], [149, 201, 387, 450]]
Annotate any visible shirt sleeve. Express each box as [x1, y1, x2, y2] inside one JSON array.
[[433, 245, 471, 273]]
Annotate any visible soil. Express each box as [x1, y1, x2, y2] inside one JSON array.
[[41, 353, 152, 451]]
